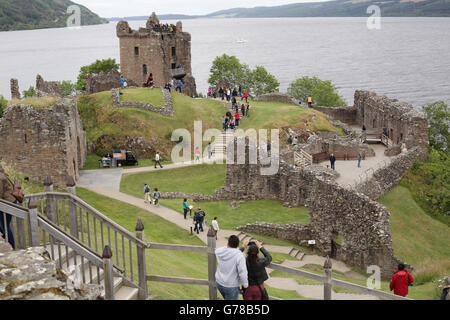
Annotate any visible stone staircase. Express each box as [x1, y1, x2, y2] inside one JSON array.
[[53, 246, 139, 300], [212, 131, 235, 159]]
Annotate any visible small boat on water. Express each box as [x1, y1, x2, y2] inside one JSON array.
[[236, 39, 248, 43]]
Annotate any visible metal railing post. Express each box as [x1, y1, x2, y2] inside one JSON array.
[[323, 256, 332, 300], [28, 200, 40, 247], [207, 227, 217, 300], [102, 245, 115, 300], [136, 219, 148, 300]]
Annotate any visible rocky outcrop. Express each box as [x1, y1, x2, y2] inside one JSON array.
[[0, 245, 102, 300]]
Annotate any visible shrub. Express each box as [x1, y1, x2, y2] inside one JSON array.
[[288, 76, 346, 107], [23, 86, 35, 98], [0, 95, 7, 117], [59, 80, 76, 97]]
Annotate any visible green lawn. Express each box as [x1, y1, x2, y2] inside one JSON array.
[[379, 185, 450, 288], [120, 87, 165, 107], [121, 163, 227, 195]]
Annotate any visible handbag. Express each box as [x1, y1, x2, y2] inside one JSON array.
[[257, 283, 269, 300], [10, 178, 24, 204]]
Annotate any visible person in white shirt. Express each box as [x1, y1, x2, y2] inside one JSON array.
[[211, 217, 219, 240], [215, 235, 248, 300], [154, 152, 163, 168]]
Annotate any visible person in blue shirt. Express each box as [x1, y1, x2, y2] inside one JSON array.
[[176, 80, 183, 93], [183, 198, 190, 219], [120, 76, 125, 89]]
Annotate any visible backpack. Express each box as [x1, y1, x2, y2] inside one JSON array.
[[144, 185, 150, 194]]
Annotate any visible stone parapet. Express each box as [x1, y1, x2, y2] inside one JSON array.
[[111, 88, 174, 117]]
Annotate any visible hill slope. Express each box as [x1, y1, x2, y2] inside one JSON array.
[[206, 0, 450, 18], [0, 0, 108, 31]]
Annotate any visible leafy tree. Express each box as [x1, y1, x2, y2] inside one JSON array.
[[76, 58, 120, 91], [23, 86, 36, 98], [250, 66, 280, 96], [208, 54, 279, 96], [0, 95, 7, 117], [208, 54, 245, 87], [59, 80, 76, 97], [422, 101, 449, 154], [288, 76, 346, 107]]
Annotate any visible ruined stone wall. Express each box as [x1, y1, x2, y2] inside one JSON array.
[[221, 138, 407, 277], [111, 88, 174, 117], [36, 74, 61, 97], [312, 106, 358, 125], [354, 90, 428, 151], [117, 13, 196, 97], [86, 69, 121, 94], [301, 135, 375, 158], [0, 100, 87, 187], [256, 93, 300, 106], [10, 78, 20, 100], [355, 146, 427, 200]]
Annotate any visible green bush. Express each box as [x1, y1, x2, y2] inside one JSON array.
[[76, 58, 120, 91], [0, 95, 7, 117], [422, 101, 449, 154], [288, 76, 346, 107], [22, 86, 35, 98], [59, 80, 75, 97], [402, 148, 450, 225]]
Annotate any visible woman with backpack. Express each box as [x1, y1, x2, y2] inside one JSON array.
[[152, 188, 161, 206], [240, 240, 272, 300]]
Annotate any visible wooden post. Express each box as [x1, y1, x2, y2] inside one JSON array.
[[66, 176, 79, 239], [135, 219, 148, 300], [102, 245, 115, 300], [44, 175, 56, 223], [207, 227, 217, 300], [28, 200, 40, 247], [323, 256, 332, 300]]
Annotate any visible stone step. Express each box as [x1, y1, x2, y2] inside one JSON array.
[[295, 251, 305, 260], [114, 285, 139, 300]]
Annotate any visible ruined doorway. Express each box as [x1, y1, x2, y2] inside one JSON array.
[[330, 240, 337, 259]]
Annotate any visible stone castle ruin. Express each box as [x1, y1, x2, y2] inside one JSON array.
[[0, 100, 87, 187], [116, 13, 197, 97]]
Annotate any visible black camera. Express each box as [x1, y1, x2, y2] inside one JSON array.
[[248, 241, 256, 246]]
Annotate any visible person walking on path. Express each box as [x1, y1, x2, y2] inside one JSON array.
[[193, 211, 201, 234], [195, 147, 201, 162], [144, 183, 151, 204], [207, 142, 212, 159], [241, 240, 272, 300], [246, 103, 250, 117], [211, 217, 219, 240], [222, 116, 227, 132], [0, 167, 18, 249], [152, 188, 161, 206], [196, 208, 205, 232], [242, 89, 248, 103], [441, 277, 450, 300], [219, 87, 224, 100], [154, 152, 163, 168], [307, 96, 313, 108], [389, 263, 414, 297], [357, 151, 362, 168], [330, 153, 336, 170], [226, 88, 231, 102], [183, 198, 190, 219], [215, 235, 249, 300], [234, 111, 240, 127], [120, 76, 125, 89], [241, 104, 246, 117]]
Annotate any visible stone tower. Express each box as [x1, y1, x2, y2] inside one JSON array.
[[116, 13, 197, 97]]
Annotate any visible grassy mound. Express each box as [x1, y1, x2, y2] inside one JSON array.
[[120, 88, 165, 107], [8, 97, 61, 109]]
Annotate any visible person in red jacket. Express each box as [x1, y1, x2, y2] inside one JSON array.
[[390, 263, 414, 297], [234, 111, 240, 127], [242, 89, 248, 102]]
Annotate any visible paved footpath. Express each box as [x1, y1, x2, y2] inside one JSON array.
[[84, 185, 377, 300]]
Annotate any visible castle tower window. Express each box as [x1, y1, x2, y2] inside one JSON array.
[[171, 63, 176, 70], [172, 47, 176, 56], [135, 47, 139, 56], [143, 64, 148, 75]]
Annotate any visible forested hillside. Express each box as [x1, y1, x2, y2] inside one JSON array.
[[0, 0, 107, 31]]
